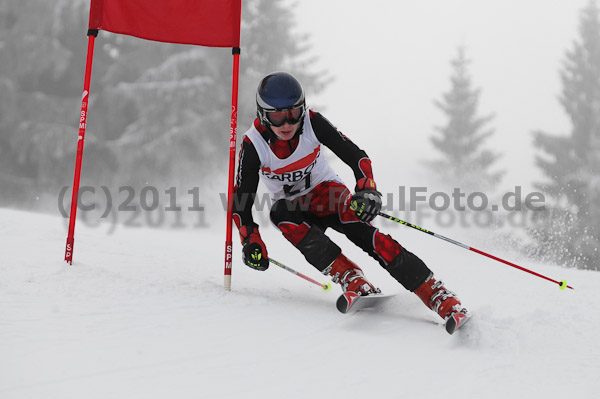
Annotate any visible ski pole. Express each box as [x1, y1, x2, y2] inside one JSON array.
[[269, 258, 332, 292], [378, 212, 573, 290]]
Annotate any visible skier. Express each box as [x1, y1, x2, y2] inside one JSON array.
[[233, 71, 468, 331]]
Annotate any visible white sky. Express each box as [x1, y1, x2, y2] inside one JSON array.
[[293, 0, 591, 191]]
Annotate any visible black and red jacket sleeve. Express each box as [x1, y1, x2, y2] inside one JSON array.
[[232, 135, 261, 233], [310, 111, 374, 182]]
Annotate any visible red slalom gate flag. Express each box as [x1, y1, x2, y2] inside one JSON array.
[[67, 0, 242, 292], [89, 0, 241, 47]]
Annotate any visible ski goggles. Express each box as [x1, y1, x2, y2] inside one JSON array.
[[265, 106, 305, 127]]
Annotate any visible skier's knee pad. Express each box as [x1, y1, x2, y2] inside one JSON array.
[[385, 249, 432, 292], [271, 200, 341, 272]]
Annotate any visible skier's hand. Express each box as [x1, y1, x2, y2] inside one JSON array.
[[242, 242, 269, 271], [351, 178, 382, 223], [239, 224, 269, 271]]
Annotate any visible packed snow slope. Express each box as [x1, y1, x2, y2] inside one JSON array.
[[1, 208, 598, 399]]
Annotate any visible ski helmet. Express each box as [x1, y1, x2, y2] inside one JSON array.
[[256, 72, 305, 127]]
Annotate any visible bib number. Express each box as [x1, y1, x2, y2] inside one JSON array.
[[283, 172, 312, 197]]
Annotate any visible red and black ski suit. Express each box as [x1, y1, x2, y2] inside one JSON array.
[[233, 111, 431, 292]]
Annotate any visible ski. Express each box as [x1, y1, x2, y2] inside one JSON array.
[[444, 308, 471, 335], [338, 292, 472, 335], [336, 291, 394, 314]]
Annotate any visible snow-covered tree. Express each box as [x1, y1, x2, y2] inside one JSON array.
[[428, 46, 503, 191], [0, 0, 133, 203], [112, 0, 328, 189], [532, 0, 600, 269], [0, 0, 326, 205]]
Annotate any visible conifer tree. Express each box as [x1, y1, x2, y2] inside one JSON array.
[[429, 46, 503, 190], [533, 0, 600, 269], [112, 0, 327, 188], [0, 0, 326, 204], [0, 0, 132, 202]]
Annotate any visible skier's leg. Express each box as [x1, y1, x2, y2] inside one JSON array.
[[322, 183, 420, 280], [344, 223, 464, 319], [337, 220, 427, 286], [331, 188, 464, 319], [270, 199, 341, 273], [300, 181, 379, 295], [270, 185, 377, 295]]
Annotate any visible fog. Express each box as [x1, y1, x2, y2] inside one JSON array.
[[1, 0, 597, 269], [294, 0, 588, 190]]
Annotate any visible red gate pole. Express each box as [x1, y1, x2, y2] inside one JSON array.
[[224, 47, 241, 290], [64, 30, 98, 265]]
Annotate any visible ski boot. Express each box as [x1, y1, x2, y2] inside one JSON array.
[[414, 273, 470, 334], [325, 253, 380, 296]]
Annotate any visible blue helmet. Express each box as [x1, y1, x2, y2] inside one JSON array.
[[256, 72, 305, 127]]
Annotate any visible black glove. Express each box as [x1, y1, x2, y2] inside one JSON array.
[[242, 242, 269, 271], [239, 224, 269, 271], [350, 178, 382, 223]]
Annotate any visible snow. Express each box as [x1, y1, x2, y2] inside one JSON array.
[[1, 208, 598, 398]]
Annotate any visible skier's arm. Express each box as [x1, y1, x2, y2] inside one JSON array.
[[233, 137, 269, 270], [311, 111, 382, 222], [310, 111, 375, 183], [233, 137, 260, 228]]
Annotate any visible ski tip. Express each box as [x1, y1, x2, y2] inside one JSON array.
[[445, 309, 471, 335], [336, 292, 359, 313], [336, 294, 349, 313]]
